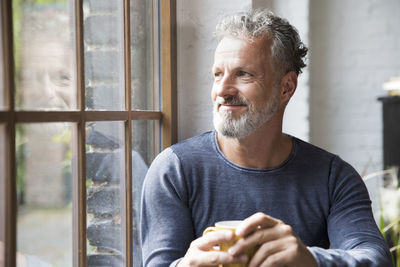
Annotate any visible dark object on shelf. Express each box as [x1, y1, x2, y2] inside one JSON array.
[[378, 96, 400, 176]]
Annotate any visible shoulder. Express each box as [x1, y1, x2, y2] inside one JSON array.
[[292, 137, 367, 208], [144, 131, 215, 188], [150, 131, 214, 165], [169, 131, 215, 157], [292, 136, 357, 170], [296, 138, 365, 198], [145, 147, 181, 182], [293, 136, 337, 161], [148, 131, 215, 168], [291, 136, 361, 183], [142, 147, 188, 202]]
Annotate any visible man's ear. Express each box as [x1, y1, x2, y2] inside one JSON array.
[[280, 71, 298, 103]]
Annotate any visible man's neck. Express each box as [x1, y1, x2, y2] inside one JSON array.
[[216, 122, 293, 169]]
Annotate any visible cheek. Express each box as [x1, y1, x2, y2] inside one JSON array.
[[242, 84, 263, 101], [253, 80, 273, 99]]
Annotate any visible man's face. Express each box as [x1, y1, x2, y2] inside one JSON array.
[[211, 36, 280, 138]]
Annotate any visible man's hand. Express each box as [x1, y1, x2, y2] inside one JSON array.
[[228, 213, 317, 267], [178, 230, 249, 267]]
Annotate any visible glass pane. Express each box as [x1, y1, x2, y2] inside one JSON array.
[[131, 120, 156, 267], [0, 125, 5, 267], [13, 0, 77, 110], [84, 0, 125, 110], [132, 120, 156, 166], [131, 0, 158, 110], [16, 123, 73, 267], [86, 122, 125, 267]]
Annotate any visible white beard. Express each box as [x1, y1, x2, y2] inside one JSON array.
[[213, 92, 279, 139]]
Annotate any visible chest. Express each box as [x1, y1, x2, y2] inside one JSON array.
[[187, 168, 331, 247]]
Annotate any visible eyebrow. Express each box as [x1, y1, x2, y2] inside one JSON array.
[[212, 63, 256, 71]]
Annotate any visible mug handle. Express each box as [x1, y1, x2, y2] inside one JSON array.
[[203, 226, 217, 236]]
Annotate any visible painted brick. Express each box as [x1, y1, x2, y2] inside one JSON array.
[[309, 0, 400, 174], [85, 50, 121, 83], [84, 15, 120, 46], [87, 0, 119, 13], [86, 85, 124, 110]]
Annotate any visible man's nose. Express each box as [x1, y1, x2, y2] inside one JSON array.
[[214, 74, 238, 97]]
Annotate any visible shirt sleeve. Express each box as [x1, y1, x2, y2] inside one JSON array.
[[140, 148, 195, 267], [308, 156, 393, 267]]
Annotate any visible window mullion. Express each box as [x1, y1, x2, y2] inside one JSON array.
[[2, 0, 17, 265], [73, 0, 87, 265], [1, 0, 13, 112], [5, 120, 16, 267], [123, 0, 133, 265], [160, 0, 177, 150]]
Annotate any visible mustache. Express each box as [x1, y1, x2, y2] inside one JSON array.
[[215, 95, 249, 106]]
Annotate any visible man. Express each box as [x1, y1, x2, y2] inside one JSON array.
[[140, 9, 392, 267]]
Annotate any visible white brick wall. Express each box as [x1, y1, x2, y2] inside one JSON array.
[[309, 0, 400, 174]]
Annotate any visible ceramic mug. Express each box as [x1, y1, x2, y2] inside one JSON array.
[[203, 220, 258, 267]]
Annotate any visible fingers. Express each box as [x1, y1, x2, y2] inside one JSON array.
[[184, 213, 317, 267], [257, 250, 290, 267], [254, 240, 316, 267], [180, 250, 248, 267], [248, 236, 294, 267], [200, 251, 249, 266], [236, 212, 280, 237], [228, 224, 289, 255], [180, 231, 249, 267], [195, 230, 233, 250], [231, 216, 291, 256], [228, 213, 317, 267]]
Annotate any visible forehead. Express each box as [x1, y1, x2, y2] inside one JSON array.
[[213, 36, 272, 67]]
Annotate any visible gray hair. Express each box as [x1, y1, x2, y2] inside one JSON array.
[[215, 9, 308, 76]]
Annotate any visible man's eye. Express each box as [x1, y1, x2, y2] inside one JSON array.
[[237, 71, 250, 77], [214, 72, 223, 78]]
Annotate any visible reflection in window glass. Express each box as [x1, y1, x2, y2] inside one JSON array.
[[16, 123, 73, 267], [0, 124, 5, 267], [13, 0, 76, 111], [131, 0, 158, 110], [83, 0, 124, 110], [86, 122, 125, 267], [132, 120, 156, 166], [131, 120, 156, 267]]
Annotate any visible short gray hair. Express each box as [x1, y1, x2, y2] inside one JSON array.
[[215, 9, 308, 76]]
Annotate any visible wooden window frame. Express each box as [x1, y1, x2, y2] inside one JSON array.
[[0, 0, 177, 266]]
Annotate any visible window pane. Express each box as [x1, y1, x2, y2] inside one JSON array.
[[13, 0, 77, 111], [86, 122, 125, 267], [16, 123, 73, 267], [131, 120, 156, 266], [131, 0, 159, 110], [0, 124, 5, 267], [84, 0, 125, 110], [132, 120, 156, 166]]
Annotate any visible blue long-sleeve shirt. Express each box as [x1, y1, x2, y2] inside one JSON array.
[[140, 131, 392, 267]]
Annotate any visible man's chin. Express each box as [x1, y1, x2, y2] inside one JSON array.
[[213, 119, 250, 139], [216, 110, 243, 121], [215, 127, 253, 139]]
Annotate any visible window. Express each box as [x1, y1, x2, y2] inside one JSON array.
[[0, 0, 176, 266]]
